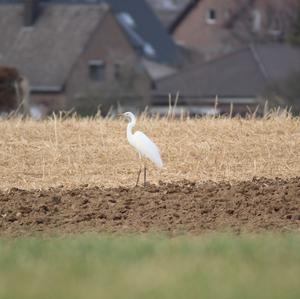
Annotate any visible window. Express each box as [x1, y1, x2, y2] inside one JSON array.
[[206, 9, 216, 24], [88, 60, 105, 81]]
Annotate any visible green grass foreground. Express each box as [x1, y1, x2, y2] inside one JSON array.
[[0, 234, 300, 299]]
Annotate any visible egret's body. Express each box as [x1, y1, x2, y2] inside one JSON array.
[[123, 112, 163, 185]]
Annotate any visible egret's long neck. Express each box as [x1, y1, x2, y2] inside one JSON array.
[[127, 116, 136, 139]]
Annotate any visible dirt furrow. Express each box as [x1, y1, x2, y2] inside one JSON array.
[[0, 177, 300, 236]]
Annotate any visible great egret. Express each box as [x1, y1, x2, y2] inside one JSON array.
[[122, 112, 163, 186]]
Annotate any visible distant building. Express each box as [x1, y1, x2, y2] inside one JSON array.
[[171, 0, 299, 61], [153, 43, 300, 115], [0, 0, 181, 117]]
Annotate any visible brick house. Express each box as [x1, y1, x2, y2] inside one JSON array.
[[0, 0, 181, 117], [171, 0, 299, 61]]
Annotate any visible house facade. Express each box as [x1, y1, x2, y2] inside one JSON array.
[[64, 4, 150, 115], [171, 0, 299, 61]]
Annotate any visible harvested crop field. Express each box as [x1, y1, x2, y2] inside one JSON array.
[[1, 177, 299, 236], [1, 115, 300, 189], [1, 115, 300, 236]]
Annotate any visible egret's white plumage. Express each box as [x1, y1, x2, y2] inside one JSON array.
[[128, 131, 163, 168], [123, 112, 163, 185]]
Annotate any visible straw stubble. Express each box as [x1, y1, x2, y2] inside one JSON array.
[[0, 115, 299, 189]]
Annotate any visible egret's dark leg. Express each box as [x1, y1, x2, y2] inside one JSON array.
[[135, 165, 142, 187], [144, 166, 147, 187], [135, 154, 142, 187]]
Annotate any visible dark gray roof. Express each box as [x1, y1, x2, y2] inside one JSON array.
[[155, 43, 300, 98], [149, 10, 180, 28], [17, 0, 182, 65], [253, 43, 300, 81], [0, 3, 108, 89], [97, 0, 182, 65]]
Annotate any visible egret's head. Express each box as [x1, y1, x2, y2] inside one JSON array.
[[122, 112, 135, 122]]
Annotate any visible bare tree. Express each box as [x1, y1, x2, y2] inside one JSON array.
[[225, 0, 300, 43], [287, 3, 300, 45], [0, 66, 30, 115]]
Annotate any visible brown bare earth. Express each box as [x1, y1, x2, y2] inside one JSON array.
[[1, 177, 299, 237]]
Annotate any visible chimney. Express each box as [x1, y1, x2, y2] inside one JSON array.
[[23, 0, 39, 27]]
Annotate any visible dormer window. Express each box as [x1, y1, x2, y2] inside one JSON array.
[[88, 60, 105, 81], [206, 9, 216, 24]]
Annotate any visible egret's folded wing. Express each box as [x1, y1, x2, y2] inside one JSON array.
[[133, 131, 163, 168]]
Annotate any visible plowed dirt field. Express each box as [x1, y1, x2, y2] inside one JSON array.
[[1, 177, 299, 236]]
